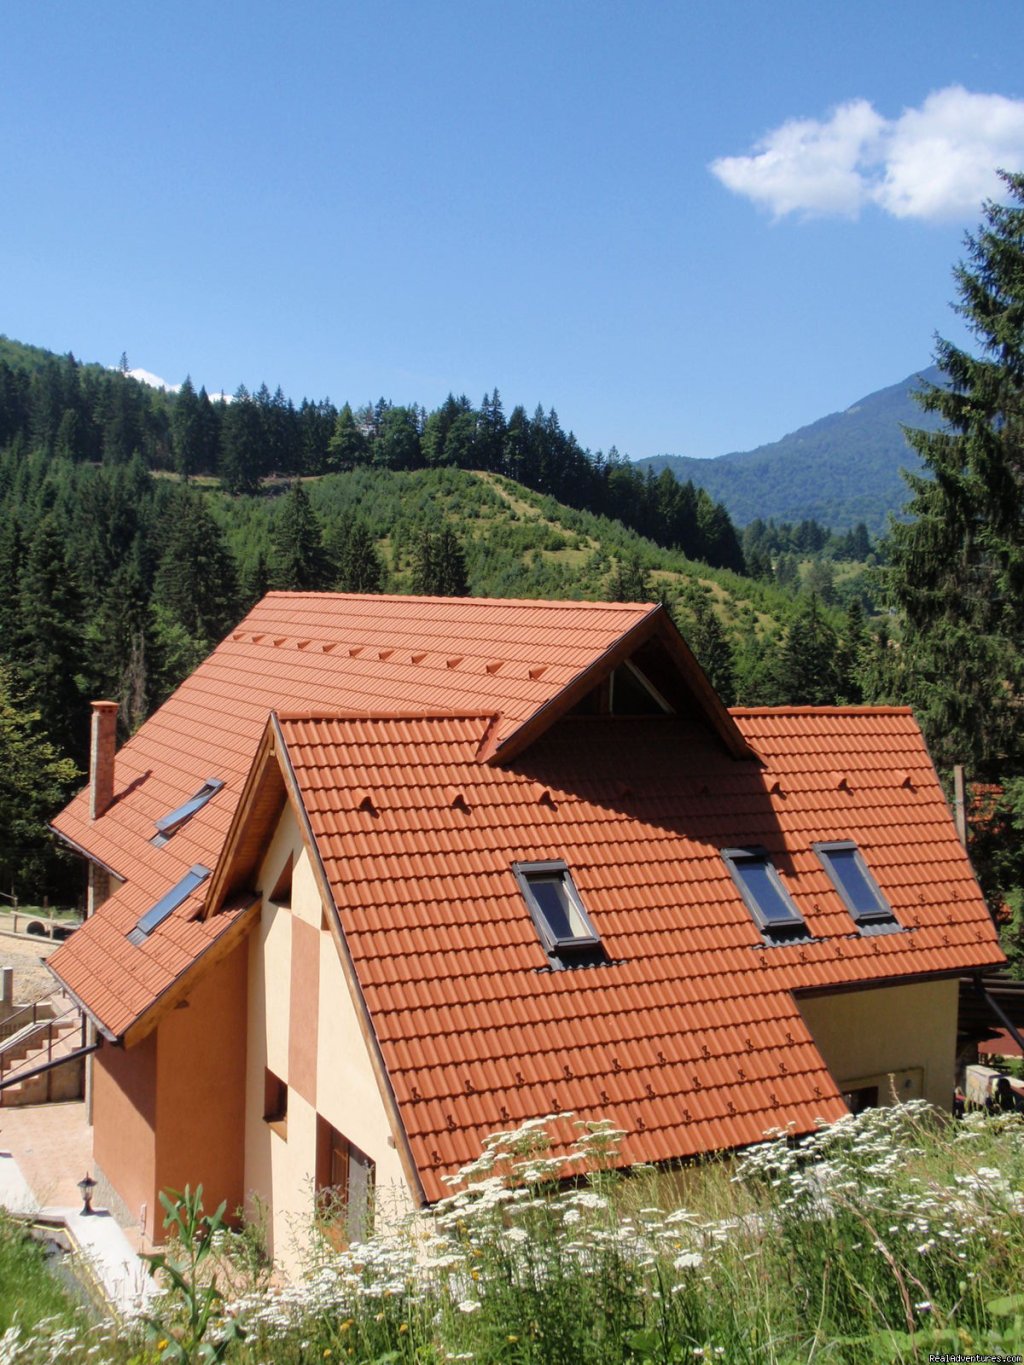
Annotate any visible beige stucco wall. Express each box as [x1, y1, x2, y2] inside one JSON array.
[[797, 977, 958, 1111], [243, 804, 411, 1277]]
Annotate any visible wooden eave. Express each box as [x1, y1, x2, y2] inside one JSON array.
[[484, 603, 757, 765]]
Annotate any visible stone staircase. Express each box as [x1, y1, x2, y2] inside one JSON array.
[[0, 994, 89, 1106]]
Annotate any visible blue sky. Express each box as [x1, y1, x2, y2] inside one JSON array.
[[3, 1, 1023, 459]]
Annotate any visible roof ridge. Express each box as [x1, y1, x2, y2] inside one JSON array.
[[275, 708, 499, 723], [259, 591, 657, 611], [730, 705, 915, 717]]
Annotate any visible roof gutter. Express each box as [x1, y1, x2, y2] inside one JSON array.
[[46, 825, 125, 885]]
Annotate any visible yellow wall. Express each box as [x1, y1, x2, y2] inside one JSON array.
[[797, 978, 958, 1111], [243, 805, 411, 1277]]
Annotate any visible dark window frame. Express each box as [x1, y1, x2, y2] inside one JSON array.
[[513, 860, 603, 960], [813, 841, 897, 927], [722, 846, 808, 941]]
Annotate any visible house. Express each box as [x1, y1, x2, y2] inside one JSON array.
[[48, 592, 1004, 1269]]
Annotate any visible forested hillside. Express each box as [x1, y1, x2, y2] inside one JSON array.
[[0, 334, 884, 904], [637, 368, 944, 533]]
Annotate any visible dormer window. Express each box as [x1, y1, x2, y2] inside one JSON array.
[[514, 861, 605, 967], [814, 842, 898, 929], [722, 848, 810, 943], [127, 864, 211, 945], [151, 779, 224, 847]]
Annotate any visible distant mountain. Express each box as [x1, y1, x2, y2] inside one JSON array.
[[635, 368, 944, 533]]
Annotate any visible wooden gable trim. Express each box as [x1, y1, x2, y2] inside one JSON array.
[[484, 604, 756, 765], [203, 720, 285, 920], [270, 713, 430, 1211]]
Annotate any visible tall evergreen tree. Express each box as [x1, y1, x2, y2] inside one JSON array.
[[15, 513, 89, 761], [771, 595, 840, 706], [411, 526, 469, 596], [884, 171, 1024, 770], [270, 482, 334, 590], [151, 489, 240, 645]]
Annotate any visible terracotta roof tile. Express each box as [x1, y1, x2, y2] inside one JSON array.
[[262, 708, 1002, 1198], [51, 595, 655, 1033]]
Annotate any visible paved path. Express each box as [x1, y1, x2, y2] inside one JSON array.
[[0, 1101, 156, 1317]]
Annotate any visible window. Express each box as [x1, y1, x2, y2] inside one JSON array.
[[814, 842, 897, 927], [263, 1068, 288, 1133], [151, 779, 224, 846], [514, 861, 605, 965], [126, 864, 211, 944], [722, 848, 809, 942], [316, 1118, 376, 1244]]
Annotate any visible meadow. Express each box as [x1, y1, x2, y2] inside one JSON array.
[[3, 1102, 1024, 1364]]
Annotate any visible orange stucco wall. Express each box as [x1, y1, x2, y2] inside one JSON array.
[[93, 1029, 159, 1227], [155, 940, 249, 1224], [93, 940, 249, 1242]]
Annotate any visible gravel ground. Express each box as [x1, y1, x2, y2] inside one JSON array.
[[0, 932, 58, 1004]]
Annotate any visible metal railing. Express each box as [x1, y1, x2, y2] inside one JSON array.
[[0, 1002, 87, 1086]]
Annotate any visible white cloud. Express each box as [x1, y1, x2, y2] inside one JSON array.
[[126, 366, 177, 392], [710, 86, 1024, 222], [118, 367, 233, 402]]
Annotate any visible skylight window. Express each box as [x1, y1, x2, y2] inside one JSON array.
[[127, 864, 211, 945], [722, 848, 809, 942], [513, 861, 605, 966], [814, 842, 896, 927], [151, 779, 224, 846]]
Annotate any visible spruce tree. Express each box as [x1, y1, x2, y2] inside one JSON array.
[[270, 481, 334, 590], [151, 488, 240, 645], [884, 171, 1024, 770]]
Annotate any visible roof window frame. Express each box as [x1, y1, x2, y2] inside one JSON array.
[[722, 846, 809, 942], [513, 860, 604, 963], [151, 779, 225, 846], [813, 841, 897, 927], [127, 863, 211, 944]]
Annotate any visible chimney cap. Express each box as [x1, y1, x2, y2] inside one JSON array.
[[91, 700, 119, 713]]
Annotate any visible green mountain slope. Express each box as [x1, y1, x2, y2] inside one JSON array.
[[635, 368, 943, 533]]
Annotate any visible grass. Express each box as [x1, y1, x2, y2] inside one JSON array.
[[0, 1214, 79, 1337], [5, 1104, 1024, 1363]]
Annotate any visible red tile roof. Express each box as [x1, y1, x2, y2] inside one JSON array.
[[272, 705, 1002, 1199], [50, 594, 661, 1031], [48, 594, 1003, 1194]]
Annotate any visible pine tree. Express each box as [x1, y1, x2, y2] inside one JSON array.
[[326, 403, 369, 472], [608, 554, 653, 603], [333, 519, 386, 593], [410, 526, 469, 596], [270, 482, 334, 590], [151, 489, 240, 645], [884, 172, 1024, 769], [771, 595, 840, 706], [15, 513, 89, 761]]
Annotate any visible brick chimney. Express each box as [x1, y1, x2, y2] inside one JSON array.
[[89, 701, 119, 820]]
